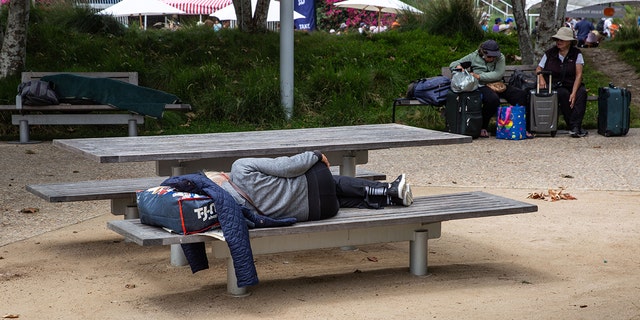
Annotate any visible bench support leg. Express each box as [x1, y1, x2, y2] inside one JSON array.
[[340, 155, 356, 177], [226, 258, 250, 297], [170, 244, 188, 266], [128, 119, 138, 137], [124, 205, 139, 220], [409, 229, 429, 276], [172, 165, 186, 176], [9, 119, 40, 144]]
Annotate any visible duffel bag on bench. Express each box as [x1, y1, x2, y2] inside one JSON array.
[[17, 80, 59, 106], [406, 76, 451, 106], [137, 186, 219, 235]]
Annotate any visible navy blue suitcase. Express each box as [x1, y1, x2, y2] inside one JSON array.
[[598, 84, 631, 137]]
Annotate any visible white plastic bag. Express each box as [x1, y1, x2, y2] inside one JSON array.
[[450, 69, 479, 93]]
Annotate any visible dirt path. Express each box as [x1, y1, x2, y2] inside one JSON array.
[[581, 46, 640, 107]]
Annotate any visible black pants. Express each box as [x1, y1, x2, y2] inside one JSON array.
[[306, 162, 391, 220], [556, 84, 588, 130], [333, 175, 390, 209], [479, 85, 529, 130]]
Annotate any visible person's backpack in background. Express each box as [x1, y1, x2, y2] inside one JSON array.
[[17, 80, 59, 106], [406, 76, 451, 106], [508, 69, 537, 92]]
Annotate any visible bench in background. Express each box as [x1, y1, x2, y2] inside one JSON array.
[[392, 65, 598, 123], [107, 191, 538, 296], [0, 72, 192, 144]]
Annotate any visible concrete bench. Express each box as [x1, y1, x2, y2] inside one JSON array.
[[26, 167, 386, 216], [392, 65, 598, 122], [0, 72, 192, 144], [106, 191, 538, 296]]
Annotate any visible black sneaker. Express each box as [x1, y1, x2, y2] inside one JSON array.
[[571, 128, 588, 138], [576, 129, 588, 137], [569, 127, 578, 136], [387, 174, 406, 199]]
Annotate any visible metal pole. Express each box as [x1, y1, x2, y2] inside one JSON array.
[[280, 0, 294, 120]]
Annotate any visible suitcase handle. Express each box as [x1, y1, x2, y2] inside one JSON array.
[[536, 71, 552, 94]]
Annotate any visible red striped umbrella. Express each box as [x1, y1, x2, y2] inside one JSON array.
[[164, 0, 232, 15]]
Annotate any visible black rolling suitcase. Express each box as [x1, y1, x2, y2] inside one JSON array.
[[444, 90, 482, 138], [598, 83, 631, 136], [529, 72, 558, 137]]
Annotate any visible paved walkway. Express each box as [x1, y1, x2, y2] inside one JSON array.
[[365, 128, 640, 192]]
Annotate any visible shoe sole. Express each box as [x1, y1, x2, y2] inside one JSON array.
[[396, 174, 406, 199], [402, 184, 413, 206]]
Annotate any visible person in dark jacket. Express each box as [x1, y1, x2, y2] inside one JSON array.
[[536, 27, 588, 138], [449, 40, 531, 138]]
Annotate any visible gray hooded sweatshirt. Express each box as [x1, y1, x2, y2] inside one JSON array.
[[221, 151, 321, 222]]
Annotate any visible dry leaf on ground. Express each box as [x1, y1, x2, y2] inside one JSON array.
[[527, 187, 577, 201]]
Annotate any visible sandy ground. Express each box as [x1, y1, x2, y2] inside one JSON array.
[[1, 129, 640, 320]]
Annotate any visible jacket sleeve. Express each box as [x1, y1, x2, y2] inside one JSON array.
[[231, 151, 320, 178], [449, 52, 475, 71], [478, 54, 506, 83]]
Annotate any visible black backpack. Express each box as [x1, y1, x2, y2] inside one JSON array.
[[406, 76, 451, 106], [508, 69, 537, 92], [17, 80, 59, 106]]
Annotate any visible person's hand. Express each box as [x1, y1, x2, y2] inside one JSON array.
[[321, 153, 330, 168], [538, 77, 547, 89], [569, 92, 576, 108]]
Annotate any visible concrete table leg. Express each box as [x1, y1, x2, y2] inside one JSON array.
[[226, 258, 250, 297], [409, 229, 429, 276]]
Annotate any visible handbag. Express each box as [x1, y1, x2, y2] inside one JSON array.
[[496, 105, 527, 140], [486, 81, 507, 93], [450, 69, 479, 93]]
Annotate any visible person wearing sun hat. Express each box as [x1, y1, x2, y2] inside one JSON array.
[[449, 39, 531, 138], [536, 27, 589, 137]]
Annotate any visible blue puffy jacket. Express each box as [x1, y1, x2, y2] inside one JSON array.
[[161, 173, 296, 288]]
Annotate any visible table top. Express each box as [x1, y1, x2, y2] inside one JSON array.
[[53, 124, 471, 164]]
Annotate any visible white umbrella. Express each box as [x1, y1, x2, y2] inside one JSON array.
[[333, 0, 422, 27], [209, 2, 238, 20], [98, 0, 186, 29], [210, 0, 305, 22]]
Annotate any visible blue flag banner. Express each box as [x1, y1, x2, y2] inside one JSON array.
[[295, 0, 316, 31]]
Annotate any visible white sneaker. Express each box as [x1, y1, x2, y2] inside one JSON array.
[[401, 184, 413, 206]]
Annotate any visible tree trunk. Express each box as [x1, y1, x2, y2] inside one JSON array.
[[511, 0, 534, 65], [0, 0, 30, 78], [534, 0, 559, 61], [233, 0, 269, 32], [556, 0, 568, 29]]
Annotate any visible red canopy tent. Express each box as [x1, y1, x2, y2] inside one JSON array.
[[164, 0, 232, 15]]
